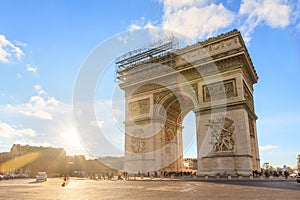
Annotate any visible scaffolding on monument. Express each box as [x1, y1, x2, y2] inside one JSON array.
[[115, 35, 178, 82]]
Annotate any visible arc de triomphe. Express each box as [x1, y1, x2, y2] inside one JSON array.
[[116, 29, 260, 176]]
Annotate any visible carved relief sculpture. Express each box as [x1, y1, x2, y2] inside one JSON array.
[[209, 117, 235, 152], [160, 125, 177, 145], [131, 136, 146, 154], [165, 126, 176, 143]]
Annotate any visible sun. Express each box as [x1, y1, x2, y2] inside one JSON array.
[[61, 130, 83, 148]]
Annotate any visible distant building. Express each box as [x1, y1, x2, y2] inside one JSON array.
[[183, 158, 197, 171], [0, 144, 116, 177], [10, 144, 65, 157], [0, 144, 67, 176], [0, 152, 12, 164]]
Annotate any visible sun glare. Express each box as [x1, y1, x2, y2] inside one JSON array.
[[61, 130, 83, 148]]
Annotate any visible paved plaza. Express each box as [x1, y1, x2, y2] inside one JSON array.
[[0, 178, 299, 200]]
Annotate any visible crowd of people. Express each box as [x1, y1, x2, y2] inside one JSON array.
[[86, 169, 294, 181], [253, 169, 290, 179]]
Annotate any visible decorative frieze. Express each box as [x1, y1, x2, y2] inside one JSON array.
[[130, 83, 163, 95], [207, 36, 240, 55], [180, 68, 201, 81], [129, 98, 150, 117], [203, 79, 237, 102]]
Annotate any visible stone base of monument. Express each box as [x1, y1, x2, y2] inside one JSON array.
[[124, 153, 159, 174], [197, 152, 253, 177]]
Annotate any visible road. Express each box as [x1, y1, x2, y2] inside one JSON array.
[[0, 178, 299, 199]]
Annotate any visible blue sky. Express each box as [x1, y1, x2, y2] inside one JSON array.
[[0, 0, 299, 168]]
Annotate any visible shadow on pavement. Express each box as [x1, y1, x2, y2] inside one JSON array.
[[203, 180, 300, 191], [28, 180, 46, 184]]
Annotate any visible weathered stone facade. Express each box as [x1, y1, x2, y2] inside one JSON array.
[[117, 29, 260, 176]]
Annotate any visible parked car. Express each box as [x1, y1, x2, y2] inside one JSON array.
[[15, 173, 29, 178], [290, 173, 297, 178], [3, 173, 14, 180], [297, 174, 300, 183], [36, 172, 47, 182], [51, 173, 61, 178], [0, 174, 3, 181]]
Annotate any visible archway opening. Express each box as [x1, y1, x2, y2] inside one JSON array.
[[182, 111, 197, 171]]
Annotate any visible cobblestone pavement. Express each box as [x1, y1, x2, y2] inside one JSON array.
[[0, 178, 299, 200]]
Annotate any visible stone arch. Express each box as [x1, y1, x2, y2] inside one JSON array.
[[118, 30, 260, 176], [154, 87, 198, 123]]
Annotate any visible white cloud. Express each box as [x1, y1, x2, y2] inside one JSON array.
[[0, 34, 24, 63], [162, 0, 209, 13], [128, 22, 157, 31], [26, 64, 38, 73], [127, 17, 158, 31], [125, 18, 165, 44], [0, 93, 14, 100], [291, 0, 300, 31], [7, 96, 58, 120], [127, 0, 299, 44], [128, 1, 234, 41], [239, 0, 291, 42], [0, 122, 36, 138], [13, 40, 27, 47], [2, 96, 123, 156], [162, 0, 235, 40], [34, 84, 47, 96], [0, 84, 88, 155], [259, 144, 279, 151], [6, 85, 59, 120]]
